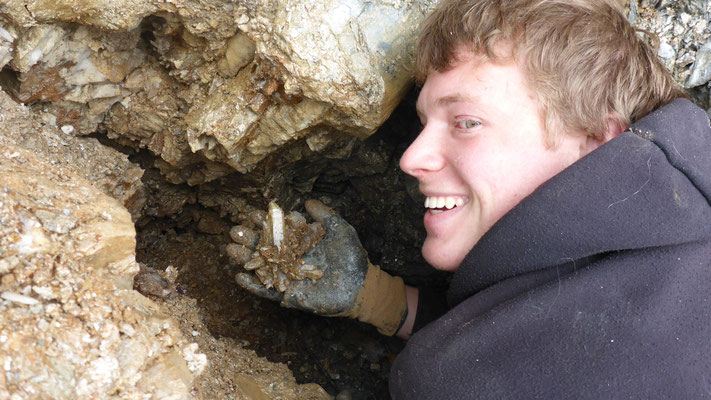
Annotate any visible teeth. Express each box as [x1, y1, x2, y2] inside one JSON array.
[[424, 196, 467, 210]]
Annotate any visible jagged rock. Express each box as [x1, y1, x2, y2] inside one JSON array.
[[686, 41, 711, 88], [0, 26, 13, 68], [0, 90, 145, 219], [3, 0, 706, 186], [632, 0, 711, 112], [0, 0, 438, 184], [0, 0, 157, 30], [0, 24, 144, 134], [0, 90, 205, 399], [1, 0, 709, 186]]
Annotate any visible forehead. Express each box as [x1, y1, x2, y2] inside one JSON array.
[[415, 54, 525, 114]]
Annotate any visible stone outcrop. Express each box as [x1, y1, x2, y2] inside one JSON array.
[[0, 90, 205, 399], [0, 86, 146, 218], [0, 0, 438, 184], [632, 0, 711, 112]]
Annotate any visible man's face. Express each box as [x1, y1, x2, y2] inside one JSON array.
[[400, 50, 594, 271]]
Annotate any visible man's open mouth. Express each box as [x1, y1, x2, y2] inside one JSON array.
[[424, 196, 466, 214]]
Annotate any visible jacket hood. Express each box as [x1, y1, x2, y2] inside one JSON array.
[[448, 98, 711, 305]]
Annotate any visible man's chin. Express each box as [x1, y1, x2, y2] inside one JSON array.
[[422, 240, 463, 272]]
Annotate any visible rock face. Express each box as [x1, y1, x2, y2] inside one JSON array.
[[631, 0, 711, 112], [0, 91, 205, 399], [0, 0, 438, 184], [0, 87, 146, 218]]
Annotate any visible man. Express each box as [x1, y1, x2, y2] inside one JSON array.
[[232, 0, 711, 397]]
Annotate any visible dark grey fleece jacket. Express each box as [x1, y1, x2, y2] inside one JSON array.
[[390, 98, 711, 399]]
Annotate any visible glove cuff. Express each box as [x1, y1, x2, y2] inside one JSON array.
[[340, 262, 407, 336]]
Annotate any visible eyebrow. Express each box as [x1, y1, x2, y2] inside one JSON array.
[[416, 93, 483, 116]]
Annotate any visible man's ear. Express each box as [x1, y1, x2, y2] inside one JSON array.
[[603, 114, 628, 142], [581, 115, 628, 156]]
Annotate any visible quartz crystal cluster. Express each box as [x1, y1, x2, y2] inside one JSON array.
[[228, 202, 326, 292]]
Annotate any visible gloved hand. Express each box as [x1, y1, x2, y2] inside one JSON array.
[[229, 200, 408, 336]]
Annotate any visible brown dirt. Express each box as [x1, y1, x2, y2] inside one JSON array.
[[135, 217, 402, 399]]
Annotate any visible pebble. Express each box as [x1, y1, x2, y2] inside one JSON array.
[[336, 389, 352, 400], [685, 41, 711, 88], [1, 291, 39, 305], [133, 265, 176, 298], [658, 41, 675, 59]]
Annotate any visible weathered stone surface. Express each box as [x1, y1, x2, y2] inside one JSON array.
[[0, 0, 438, 184], [0, 0, 158, 30], [686, 40, 711, 89], [237, 0, 431, 133], [0, 90, 205, 399], [631, 0, 711, 112], [0, 90, 145, 219]]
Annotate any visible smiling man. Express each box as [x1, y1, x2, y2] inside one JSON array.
[[232, 0, 711, 397], [388, 0, 711, 397], [400, 49, 608, 271]]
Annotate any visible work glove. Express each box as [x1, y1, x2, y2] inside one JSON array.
[[228, 200, 407, 336]]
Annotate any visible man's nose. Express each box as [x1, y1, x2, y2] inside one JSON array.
[[399, 125, 446, 178]]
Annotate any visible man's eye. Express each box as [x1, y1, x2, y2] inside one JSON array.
[[455, 120, 480, 129]]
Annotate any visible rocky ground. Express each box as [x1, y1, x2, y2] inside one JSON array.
[[135, 220, 403, 399]]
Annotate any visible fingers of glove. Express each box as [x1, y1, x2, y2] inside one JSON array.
[[307, 208, 358, 242], [303, 200, 361, 245], [226, 243, 254, 265], [235, 273, 283, 302], [304, 199, 336, 223], [229, 225, 259, 249]]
